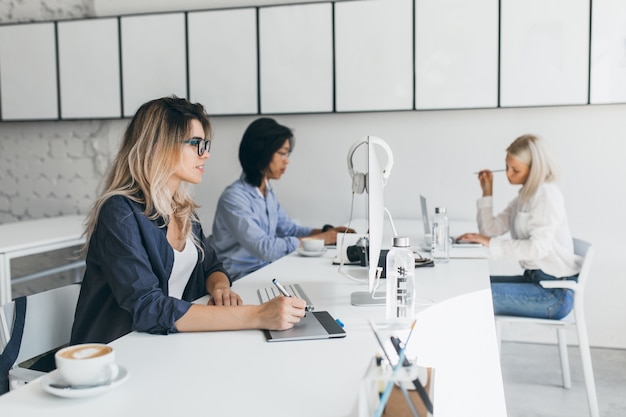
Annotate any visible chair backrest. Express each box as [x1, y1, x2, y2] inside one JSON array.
[[0, 284, 80, 366], [573, 238, 593, 292]]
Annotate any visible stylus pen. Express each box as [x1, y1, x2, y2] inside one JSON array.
[[390, 337, 434, 414], [373, 320, 417, 417], [272, 278, 291, 297], [473, 168, 506, 174]]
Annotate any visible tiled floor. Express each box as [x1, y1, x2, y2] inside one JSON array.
[[500, 342, 625, 417], [9, 251, 626, 417]]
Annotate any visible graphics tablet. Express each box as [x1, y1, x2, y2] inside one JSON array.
[[263, 311, 346, 342]]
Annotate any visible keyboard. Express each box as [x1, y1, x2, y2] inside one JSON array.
[[257, 283, 315, 311]]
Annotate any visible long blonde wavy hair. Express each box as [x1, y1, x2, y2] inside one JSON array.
[[507, 134, 559, 204], [82, 96, 212, 254]]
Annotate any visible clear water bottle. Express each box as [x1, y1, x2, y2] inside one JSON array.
[[386, 237, 416, 321], [431, 206, 450, 264]]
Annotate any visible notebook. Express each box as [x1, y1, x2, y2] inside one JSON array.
[[257, 284, 346, 342]]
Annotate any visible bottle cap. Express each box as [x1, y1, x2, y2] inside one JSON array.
[[392, 236, 410, 247], [435, 206, 447, 214]]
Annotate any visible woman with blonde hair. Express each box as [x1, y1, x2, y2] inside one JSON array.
[[71, 97, 305, 345], [458, 134, 581, 319]]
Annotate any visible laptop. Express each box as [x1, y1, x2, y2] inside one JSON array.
[[419, 195, 482, 248], [257, 283, 346, 342], [420, 195, 431, 248]]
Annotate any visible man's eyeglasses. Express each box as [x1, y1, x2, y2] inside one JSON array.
[[276, 150, 291, 160], [183, 137, 211, 156]]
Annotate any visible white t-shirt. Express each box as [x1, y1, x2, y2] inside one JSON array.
[[168, 237, 198, 299], [477, 182, 581, 278]]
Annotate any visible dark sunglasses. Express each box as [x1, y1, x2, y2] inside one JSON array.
[[183, 137, 211, 156]]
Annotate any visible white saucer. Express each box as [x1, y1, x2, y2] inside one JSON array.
[[296, 247, 327, 257], [41, 366, 130, 398]]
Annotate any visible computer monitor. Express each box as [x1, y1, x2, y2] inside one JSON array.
[[350, 136, 391, 306], [366, 137, 384, 293]]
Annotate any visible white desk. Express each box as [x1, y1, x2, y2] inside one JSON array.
[[0, 215, 85, 304], [0, 249, 507, 417]]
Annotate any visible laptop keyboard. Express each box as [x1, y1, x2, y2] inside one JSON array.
[[257, 283, 315, 311]]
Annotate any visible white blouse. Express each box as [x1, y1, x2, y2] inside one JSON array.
[[477, 182, 581, 278], [168, 237, 198, 299]]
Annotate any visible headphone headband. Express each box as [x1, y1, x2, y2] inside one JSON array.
[[347, 136, 394, 189]]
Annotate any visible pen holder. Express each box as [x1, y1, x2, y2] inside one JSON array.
[[358, 357, 434, 417]]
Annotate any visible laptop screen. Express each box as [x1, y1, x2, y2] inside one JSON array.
[[420, 195, 430, 235]]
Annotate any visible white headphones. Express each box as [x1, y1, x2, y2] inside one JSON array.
[[346, 136, 394, 194]]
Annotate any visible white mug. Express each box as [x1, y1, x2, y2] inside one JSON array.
[[55, 343, 119, 386], [301, 238, 324, 252]]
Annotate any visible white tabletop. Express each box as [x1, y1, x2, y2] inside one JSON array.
[[0, 249, 507, 417], [0, 215, 86, 304], [0, 215, 85, 255]]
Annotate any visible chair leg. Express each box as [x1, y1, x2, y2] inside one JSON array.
[[556, 327, 571, 389], [575, 312, 600, 417]]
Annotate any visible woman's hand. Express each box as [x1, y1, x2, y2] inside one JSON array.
[[206, 271, 242, 306], [455, 233, 491, 247], [208, 287, 243, 306], [257, 296, 306, 330], [477, 170, 494, 197]]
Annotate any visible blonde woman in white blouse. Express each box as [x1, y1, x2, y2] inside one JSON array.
[[457, 134, 581, 319]]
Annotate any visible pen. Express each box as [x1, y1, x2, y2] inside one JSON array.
[[272, 278, 291, 297], [473, 168, 506, 174]]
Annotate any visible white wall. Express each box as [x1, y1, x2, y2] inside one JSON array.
[[0, 0, 623, 348], [191, 104, 626, 349]]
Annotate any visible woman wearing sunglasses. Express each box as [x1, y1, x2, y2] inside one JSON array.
[[70, 97, 305, 345]]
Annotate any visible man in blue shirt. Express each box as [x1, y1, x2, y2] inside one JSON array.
[[210, 118, 351, 281]]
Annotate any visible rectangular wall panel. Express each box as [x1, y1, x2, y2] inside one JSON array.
[[259, 3, 333, 114], [0, 23, 58, 120], [590, 0, 626, 104], [500, 0, 590, 107], [58, 18, 121, 119], [121, 13, 187, 117], [415, 0, 499, 110], [335, 0, 414, 112], [188, 8, 258, 115]]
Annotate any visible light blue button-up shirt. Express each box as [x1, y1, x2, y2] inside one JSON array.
[[209, 176, 313, 281]]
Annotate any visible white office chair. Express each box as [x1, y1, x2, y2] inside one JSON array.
[[495, 238, 599, 417], [0, 284, 80, 391]]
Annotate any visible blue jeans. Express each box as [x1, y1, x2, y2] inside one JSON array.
[[491, 269, 577, 319]]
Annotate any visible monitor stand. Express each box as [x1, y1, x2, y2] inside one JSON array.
[[351, 290, 386, 306]]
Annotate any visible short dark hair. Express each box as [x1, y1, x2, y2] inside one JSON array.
[[239, 117, 294, 187]]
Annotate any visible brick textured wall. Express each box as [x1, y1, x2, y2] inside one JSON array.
[[0, 0, 94, 23], [0, 121, 114, 223]]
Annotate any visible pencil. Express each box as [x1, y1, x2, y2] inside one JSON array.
[[473, 169, 506, 174]]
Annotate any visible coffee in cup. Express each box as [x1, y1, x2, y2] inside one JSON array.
[[301, 238, 324, 252], [55, 343, 119, 386]]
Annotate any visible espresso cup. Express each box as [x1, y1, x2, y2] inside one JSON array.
[[55, 343, 119, 386], [302, 238, 324, 252]]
